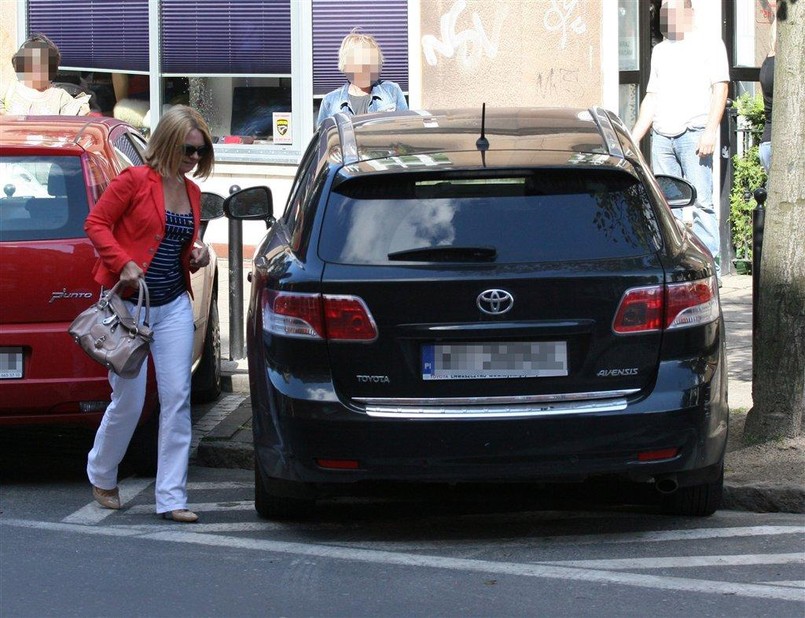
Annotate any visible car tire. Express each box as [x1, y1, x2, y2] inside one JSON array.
[[661, 464, 723, 517], [191, 289, 221, 403], [254, 461, 315, 520], [123, 408, 159, 477]]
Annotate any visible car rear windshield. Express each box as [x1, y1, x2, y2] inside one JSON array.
[[319, 169, 661, 265], [0, 155, 88, 242]]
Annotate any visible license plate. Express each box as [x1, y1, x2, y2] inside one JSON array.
[[422, 342, 568, 380], [0, 347, 23, 379]]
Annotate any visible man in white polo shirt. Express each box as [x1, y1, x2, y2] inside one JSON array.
[[632, 0, 729, 278]]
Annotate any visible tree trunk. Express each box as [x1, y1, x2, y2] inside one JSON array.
[[744, 2, 805, 441]]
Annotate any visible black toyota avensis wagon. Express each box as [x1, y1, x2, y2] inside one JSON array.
[[226, 107, 727, 520]]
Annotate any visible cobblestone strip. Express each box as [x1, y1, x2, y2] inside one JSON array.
[[190, 394, 247, 459]]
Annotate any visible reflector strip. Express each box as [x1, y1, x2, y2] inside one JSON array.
[[637, 448, 679, 462]]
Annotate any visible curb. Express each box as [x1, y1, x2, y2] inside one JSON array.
[[722, 484, 805, 513], [220, 360, 250, 395]]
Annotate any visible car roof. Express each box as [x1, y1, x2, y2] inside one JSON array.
[[323, 106, 635, 178], [0, 115, 133, 154]]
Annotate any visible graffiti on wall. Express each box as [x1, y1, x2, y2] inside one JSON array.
[[544, 0, 587, 50], [533, 67, 580, 99], [421, 0, 508, 68]]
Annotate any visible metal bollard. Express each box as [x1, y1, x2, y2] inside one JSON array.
[[751, 187, 766, 342], [227, 184, 244, 360]]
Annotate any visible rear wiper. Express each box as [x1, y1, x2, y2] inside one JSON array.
[[387, 245, 497, 262]]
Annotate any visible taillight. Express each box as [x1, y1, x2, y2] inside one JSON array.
[[322, 295, 378, 341], [262, 291, 377, 341], [665, 277, 719, 329], [612, 286, 664, 333], [613, 277, 718, 334], [263, 291, 324, 339]]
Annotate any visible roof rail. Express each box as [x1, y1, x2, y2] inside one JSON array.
[[588, 106, 624, 159], [333, 112, 359, 165]]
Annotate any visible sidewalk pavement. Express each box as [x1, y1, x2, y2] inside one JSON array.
[[196, 262, 804, 513]]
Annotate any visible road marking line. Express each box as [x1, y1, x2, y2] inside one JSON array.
[[61, 478, 153, 525], [758, 580, 805, 589], [352, 525, 805, 551], [1, 518, 802, 603], [491, 525, 805, 547], [125, 500, 253, 515], [537, 553, 805, 569], [186, 481, 252, 490]]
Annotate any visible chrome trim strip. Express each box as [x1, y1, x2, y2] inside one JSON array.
[[354, 389, 639, 406], [363, 397, 629, 419]]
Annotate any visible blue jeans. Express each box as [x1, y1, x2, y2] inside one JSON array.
[[651, 128, 720, 274]]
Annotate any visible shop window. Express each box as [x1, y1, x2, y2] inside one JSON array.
[[618, 83, 639, 130], [733, 0, 776, 68], [164, 76, 293, 147]]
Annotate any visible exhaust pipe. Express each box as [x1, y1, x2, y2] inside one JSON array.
[[655, 475, 679, 494]]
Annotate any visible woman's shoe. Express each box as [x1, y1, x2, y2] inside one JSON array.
[[162, 509, 199, 523], [92, 485, 121, 510]]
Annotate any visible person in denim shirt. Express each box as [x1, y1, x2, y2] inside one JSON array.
[[316, 29, 407, 128]]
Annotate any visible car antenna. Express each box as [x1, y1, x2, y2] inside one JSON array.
[[476, 103, 489, 167]]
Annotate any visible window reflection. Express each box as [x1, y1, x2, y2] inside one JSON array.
[[340, 201, 456, 263], [618, 0, 639, 71]]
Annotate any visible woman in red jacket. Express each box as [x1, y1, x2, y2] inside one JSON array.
[[85, 105, 213, 523]]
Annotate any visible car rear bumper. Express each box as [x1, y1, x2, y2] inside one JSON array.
[[0, 373, 157, 426], [252, 354, 728, 488]]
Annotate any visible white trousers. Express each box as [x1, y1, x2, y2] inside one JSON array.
[[87, 293, 194, 513]]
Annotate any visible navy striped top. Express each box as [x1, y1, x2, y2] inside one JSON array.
[[145, 211, 194, 306]]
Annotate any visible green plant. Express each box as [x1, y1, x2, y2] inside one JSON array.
[[729, 94, 767, 262]]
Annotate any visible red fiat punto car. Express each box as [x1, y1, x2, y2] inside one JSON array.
[[0, 115, 222, 468]]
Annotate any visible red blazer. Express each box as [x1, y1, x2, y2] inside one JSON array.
[[85, 165, 202, 296]]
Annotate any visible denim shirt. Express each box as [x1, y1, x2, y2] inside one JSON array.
[[316, 80, 408, 127]]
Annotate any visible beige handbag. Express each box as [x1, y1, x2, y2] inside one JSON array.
[[68, 280, 153, 378]]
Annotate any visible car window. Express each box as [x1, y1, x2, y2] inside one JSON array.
[[113, 132, 146, 168], [319, 170, 659, 265], [283, 140, 321, 253], [0, 155, 88, 242]]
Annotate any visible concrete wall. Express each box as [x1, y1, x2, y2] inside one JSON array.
[[413, 0, 605, 110]]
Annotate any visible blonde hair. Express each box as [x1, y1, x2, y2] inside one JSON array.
[[144, 105, 214, 180], [338, 29, 384, 73]]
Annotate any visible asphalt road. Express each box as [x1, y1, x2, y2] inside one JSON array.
[[1, 427, 804, 617]]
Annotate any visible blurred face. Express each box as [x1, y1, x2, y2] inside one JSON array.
[[179, 128, 207, 175], [343, 44, 381, 89], [660, 0, 694, 40], [16, 46, 51, 91]]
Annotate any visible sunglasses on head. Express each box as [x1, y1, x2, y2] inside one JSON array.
[[182, 144, 209, 157]]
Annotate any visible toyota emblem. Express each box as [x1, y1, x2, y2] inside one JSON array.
[[477, 289, 514, 315]]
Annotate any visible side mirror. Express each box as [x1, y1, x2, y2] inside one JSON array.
[[200, 192, 225, 222], [199, 192, 225, 238], [655, 174, 697, 208], [223, 186, 273, 227]]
